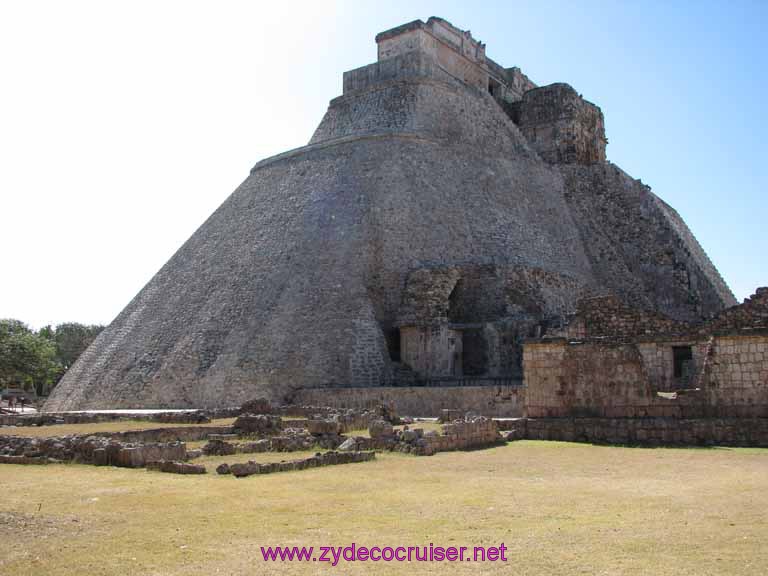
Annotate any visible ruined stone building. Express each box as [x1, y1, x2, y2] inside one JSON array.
[[525, 288, 768, 419], [46, 17, 740, 412]]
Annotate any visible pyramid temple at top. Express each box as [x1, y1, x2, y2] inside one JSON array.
[[45, 17, 735, 411]]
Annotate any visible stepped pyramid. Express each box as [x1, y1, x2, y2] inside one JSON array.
[[46, 17, 734, 410]]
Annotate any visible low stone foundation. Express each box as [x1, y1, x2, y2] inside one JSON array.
[[104, 425, 234, 444], [422, 417, 501, 454], [202, 428, 319, 456], [232, 414, 282, 436], [519, 417, 768, 447], [146, 460, 207, 474], [340, 416, 502, 455], [93, 442, 187, 468], [0, 434, 189, 467], [223, 451, 376, 478]]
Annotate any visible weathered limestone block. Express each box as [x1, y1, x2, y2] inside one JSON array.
[[369, 420, 395, 439], [236, 439, 270, 454], [230, 461, 262, 477], [233, 414, 282, 436], [307, 420, 341, 435], [113, 442, 187, 468], [514, 83, 605, 165], [269, 430, 315, 452], [202, 439, 236, 456]]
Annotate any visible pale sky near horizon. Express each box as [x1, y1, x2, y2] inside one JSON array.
[[1, 0, 766, 329]]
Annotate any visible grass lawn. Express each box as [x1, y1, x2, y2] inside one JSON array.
[[0, 440, 766, 575], [0, 418, 236, 438]]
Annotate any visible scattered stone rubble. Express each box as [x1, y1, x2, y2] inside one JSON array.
[[200, 423, 338, 457], [339, 416, 503, 456], [277, 403, 400, 431]]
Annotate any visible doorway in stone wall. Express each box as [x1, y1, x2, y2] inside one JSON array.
[[386, 328, 401, 362], [673, 345, 694, 386], [447, 279, 487, 376], [462, 327, 487, 376]]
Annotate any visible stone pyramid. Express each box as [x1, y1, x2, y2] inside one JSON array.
[[45, 18, 734, 410]]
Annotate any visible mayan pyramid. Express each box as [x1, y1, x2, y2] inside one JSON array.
[[45, 18, 735, 410]]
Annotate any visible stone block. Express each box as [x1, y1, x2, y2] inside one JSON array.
[[308, 420, 341, 435], [369, 420, 395, 439]]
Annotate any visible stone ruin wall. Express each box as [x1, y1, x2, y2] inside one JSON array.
[[523, 417, 768, 447], [524, 340, 720, 418], [705, 334, 768, 413], [312, 69, 535, 155], [399, 325, 463, 378], [348, 18, 604, 168], [293, 385, 523, 418], [421, 417, 500, 454], [340, 51, 454, 96], [393, 264, 590, 383], [375, 18, 488, 92], [512, 83, 606, 165], [562, 295, 690, 340], [704, 287, 768, 332], [524, 289, 768, 419], [0, 434, 188, 468]]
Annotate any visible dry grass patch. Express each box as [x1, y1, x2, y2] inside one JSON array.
[[0, 441, 766, 575], [0, 418, 236, 438]]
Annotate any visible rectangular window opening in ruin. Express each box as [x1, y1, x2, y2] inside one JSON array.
[[387, 328, 401, 362], [488, 77, 501, 97], [672, 345, 693, 381]]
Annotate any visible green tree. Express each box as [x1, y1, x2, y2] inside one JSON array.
[[0, 319, 62, 396], [52, 322, 104, 370]]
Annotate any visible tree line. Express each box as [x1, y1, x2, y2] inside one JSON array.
[[0, 320, 104, 396]]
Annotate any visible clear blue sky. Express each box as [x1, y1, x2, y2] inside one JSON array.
[[0, 0, 765, 328]]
